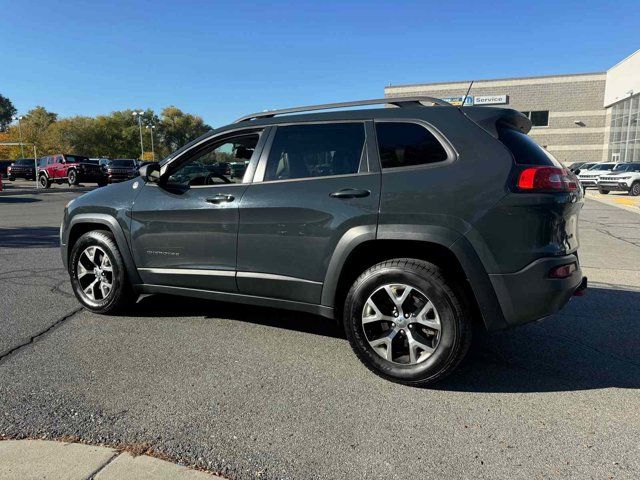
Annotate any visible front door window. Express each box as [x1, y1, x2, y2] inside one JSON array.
[[166, 134, 259, 187]]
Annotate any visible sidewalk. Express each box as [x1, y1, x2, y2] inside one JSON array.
[[0, 440, 223, 479]]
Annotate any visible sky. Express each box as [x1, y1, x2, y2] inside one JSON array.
[[1, 0, 639, 127]]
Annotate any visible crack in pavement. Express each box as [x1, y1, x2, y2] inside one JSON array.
[[0, 307, 84, 363], [595, 227, 640, 248]]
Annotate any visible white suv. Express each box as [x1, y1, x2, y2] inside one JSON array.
[[597, 162, 640, 196], [578, 162, 616, 190]]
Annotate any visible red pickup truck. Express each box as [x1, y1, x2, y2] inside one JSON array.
[[38, 154, 107, 188]]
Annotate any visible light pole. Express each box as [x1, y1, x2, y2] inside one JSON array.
[[132, 111, 144, 159], [146, 125, 156, 160], [12, 115, 24, 157]]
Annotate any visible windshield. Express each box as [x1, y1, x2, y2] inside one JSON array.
[[590, 163, 614, 171], [15, 159, 34, 165], [65, 155, 90, 163], [111, 160, 135, 167], [612, 163, 640, 172]]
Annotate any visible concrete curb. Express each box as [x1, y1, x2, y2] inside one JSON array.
[[585, 191, 640, 215], [0, 440, 223, 479]]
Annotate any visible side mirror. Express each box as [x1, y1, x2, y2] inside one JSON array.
[[139, 162, 161, 183]]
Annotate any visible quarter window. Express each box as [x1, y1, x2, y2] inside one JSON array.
[[264, 123, 365, 181], [375, 122, 448, 169]]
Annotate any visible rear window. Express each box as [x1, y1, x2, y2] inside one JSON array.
[[376, 122, 448, 169], [498, 126, 560, 166]]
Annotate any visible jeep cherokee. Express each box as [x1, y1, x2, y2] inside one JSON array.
[[60, 97, 586, 386], [597, 162, 640, 196]]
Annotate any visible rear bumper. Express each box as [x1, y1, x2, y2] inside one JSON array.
[[489, 254, 583, 328]]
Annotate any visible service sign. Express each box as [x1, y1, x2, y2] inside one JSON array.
[[440, 95, 474, 106], [474, 94, 508, 105]]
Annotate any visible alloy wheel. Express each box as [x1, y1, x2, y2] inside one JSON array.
[[361, 283, 441, 365], [76, 246, 114, 302]]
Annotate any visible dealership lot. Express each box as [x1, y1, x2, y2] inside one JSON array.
[[0, 189, 639, 479]]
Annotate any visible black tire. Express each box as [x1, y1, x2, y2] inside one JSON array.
[[69, 230, 136, 314], [8, 176, 14, 181], [629, 182, 640, 197], [598, 187, 609, 194], [38, 174, 50, 189], [97, 179, 108, 187], [343, 258, 472, 387], [68, 169, 78, 186]]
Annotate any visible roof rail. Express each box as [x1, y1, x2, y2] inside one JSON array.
[[233, 96, 452, 123]]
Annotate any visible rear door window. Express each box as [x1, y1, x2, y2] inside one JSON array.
[[264, 123, 365, 181], [498, 126, 560, 166], [375, 122, 449, 169]]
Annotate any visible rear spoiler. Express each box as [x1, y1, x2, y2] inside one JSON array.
[[461, 107, 532, 138]]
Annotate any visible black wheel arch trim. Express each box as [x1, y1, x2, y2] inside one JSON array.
[[62, 213, 142, 285], [321, 224, 508, 331]]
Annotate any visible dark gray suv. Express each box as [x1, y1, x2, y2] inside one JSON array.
[[60, 97, 586, 386]]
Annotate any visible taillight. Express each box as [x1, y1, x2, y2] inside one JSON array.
[[549, 262, 577, 279], [516, 166, 578, 192]]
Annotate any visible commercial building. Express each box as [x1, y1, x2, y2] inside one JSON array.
[[385, 49, 640, 165]]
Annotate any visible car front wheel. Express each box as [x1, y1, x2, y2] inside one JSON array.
[[343, 258, 472, 387], [630, 182, 640, 196], [38, 174, 50, 189], [598, 187, 609, 194], [69, 231, 136, 313]]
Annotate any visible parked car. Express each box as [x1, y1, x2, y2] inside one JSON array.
[[103, 159, 138, 183], [60, 97, 586, 386], [7, 158, 37, 180], [38, 154, 107, 188], [597, 162, 640, 196], [577, 162, 616, 190], [0, 173, 3, 191]]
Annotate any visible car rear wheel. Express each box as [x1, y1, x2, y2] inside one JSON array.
[[598, 187, 609, 194], [343, 258, 472, 387], [69, 231, 136, 313], [38, 174, 50, 189], [68, 169, 78, 186], [630, 182, 640, 197]]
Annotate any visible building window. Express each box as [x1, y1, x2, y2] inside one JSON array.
[[608, 93, 639, 162], [520, 111, 549, 127]]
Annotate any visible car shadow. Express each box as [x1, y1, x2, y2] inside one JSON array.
[[130, 294, 343, 339], [0, 226, 60, 248], [438, 286, 640, 392], [129, 286, 639, 391], [0, 197, 42, 203]]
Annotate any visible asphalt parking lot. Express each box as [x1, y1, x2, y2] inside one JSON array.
[[1, 186, 639, 479]]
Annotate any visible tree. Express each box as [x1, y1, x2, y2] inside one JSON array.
[[158, 106, 211, 156], [19, 106, 58, 150], [0, 94, 17, 132]]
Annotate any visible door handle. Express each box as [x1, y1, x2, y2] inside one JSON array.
[[206, 194, 235, 204], [329, 189, 371, 199]]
